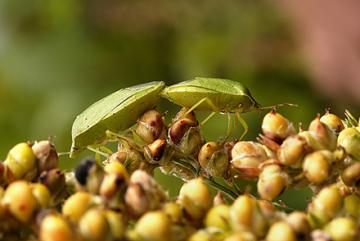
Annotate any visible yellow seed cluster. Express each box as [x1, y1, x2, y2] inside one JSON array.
[[0, 109, 359, 241]]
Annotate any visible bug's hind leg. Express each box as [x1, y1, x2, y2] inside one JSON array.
[[235, 112, 248, 140]]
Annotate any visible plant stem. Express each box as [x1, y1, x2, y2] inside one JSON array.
[[204, 177, 238, 200]]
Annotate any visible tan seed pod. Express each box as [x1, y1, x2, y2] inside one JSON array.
[[204, 204, 231, 231], [308, 115, 337, 151], [31, 183, 51, 209], [62, 192, 94, 224], [2, 180, 37, 223], [198, 142, 229, 177], [266, 222, 297, 241], [229, 195, 267, 237], [136, 109, 165, 144], [135, 211, 171, 241], [344, 194, 360, 219], [144, 139, 167, 162], [40, 214, 75, 241], [178, 178, 212, 221], [231, 141, 267, 179], [286, 211, 311, 237], [338, 127, 360, 161], [278, 135, 307, 166], [4, 142, 37, 181], [341, 162, 360, 186], [324, 217, 358, 241], [261, 110, 295, 142], [32, 140, 59, 172], [125, 170, 166, 218], [79, 208, 111, 241], [303, 150, 332, 184], [257, 164, 288, 201], [320, 112, 344, 134], [105, 210, 126, 240], [308, 185, 342, 226]]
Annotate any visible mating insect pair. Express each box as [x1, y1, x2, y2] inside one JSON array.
[[70, 77, 269, 158]]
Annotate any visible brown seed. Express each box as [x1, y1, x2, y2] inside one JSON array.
[[136, 109, 165, 144], [32, 140, 59, 172], [145, 139, 167, 161], [169, 118, 197, 145]]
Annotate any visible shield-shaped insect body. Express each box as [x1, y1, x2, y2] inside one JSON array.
[[70, 81, 165, 158], [161, 77, 260, 113]]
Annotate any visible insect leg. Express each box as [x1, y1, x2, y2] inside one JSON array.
[[87, 145, 111, 159], [225, 113, 233, 139], [200, 112, 216, 126], [235, 112, 248, 140]]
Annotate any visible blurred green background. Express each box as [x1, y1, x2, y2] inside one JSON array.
[[0, 1, 358, 209]]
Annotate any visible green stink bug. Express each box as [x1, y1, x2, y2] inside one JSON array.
[[161, 77, 261, 139], [70, 81, 165, 158]]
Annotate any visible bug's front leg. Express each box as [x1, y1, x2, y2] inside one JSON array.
[[182, 97, 219, 126]]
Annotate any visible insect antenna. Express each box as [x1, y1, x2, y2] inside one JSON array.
[[257, 103, 298, 111]]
